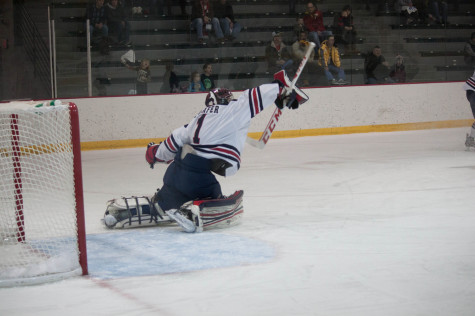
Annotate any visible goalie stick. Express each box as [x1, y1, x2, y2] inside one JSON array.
[[247, 42, 316, 149]]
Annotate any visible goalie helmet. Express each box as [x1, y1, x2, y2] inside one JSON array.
[[205, 88, 234, 106]]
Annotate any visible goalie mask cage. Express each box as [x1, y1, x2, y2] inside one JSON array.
[[0, 101, 87, 287]]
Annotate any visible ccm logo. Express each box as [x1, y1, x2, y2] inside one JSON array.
[[261, 108, 282, 144]]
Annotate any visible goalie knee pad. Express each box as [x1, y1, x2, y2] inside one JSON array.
[[102, 196, 171, 229]]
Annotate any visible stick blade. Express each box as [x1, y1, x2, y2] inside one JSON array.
[[246, 137, 266, 149]]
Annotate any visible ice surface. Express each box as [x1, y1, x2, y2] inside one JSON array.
[[1, 128, 475, 316], [86, 229, 274, 279]]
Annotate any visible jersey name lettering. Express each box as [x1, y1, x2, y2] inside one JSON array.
[[200, 105, 220, 115]]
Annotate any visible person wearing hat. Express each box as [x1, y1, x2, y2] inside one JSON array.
[[265, 31, 293, 73]]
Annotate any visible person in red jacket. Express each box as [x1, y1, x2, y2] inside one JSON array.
[[303, 1, 332, 50]]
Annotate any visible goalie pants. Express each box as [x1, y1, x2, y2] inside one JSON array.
[[467, 90, 475, 118], [155, 147, 223, 211]]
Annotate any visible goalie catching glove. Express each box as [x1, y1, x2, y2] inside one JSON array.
[[273, 70, 309, 110]]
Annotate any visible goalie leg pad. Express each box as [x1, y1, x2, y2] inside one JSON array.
[[102, 196, 171, 229], [195, 190, 244, 230], [167, 190, 244, 233], [103, 191, 244, 232]]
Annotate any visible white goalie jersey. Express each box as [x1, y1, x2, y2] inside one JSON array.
[[155, 83, 280, 176]]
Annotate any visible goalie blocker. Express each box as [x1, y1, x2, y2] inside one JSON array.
[[102, 190, 244, 233], [273, 70, 309, 110]]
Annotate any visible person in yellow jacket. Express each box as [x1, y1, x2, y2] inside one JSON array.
[[318, 35, 348, 85]]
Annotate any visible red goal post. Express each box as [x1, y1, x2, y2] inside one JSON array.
[[0, 100, 87, 287]]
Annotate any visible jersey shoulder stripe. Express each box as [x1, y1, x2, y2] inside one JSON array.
[[211, 146, 241, 162], [193, 143, 240, 159], [193, 144, 241, 164]]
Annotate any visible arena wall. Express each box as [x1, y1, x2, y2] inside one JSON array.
[[64, 82, 472, 150]]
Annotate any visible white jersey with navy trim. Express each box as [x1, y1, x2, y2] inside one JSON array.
[[463, 70, 475, 91], [155, 83, 280, 176]]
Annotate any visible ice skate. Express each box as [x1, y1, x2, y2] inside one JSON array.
[[166, 207, 203, 233]]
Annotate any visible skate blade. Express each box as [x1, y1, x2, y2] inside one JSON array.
[[166, 210, 196, 233]]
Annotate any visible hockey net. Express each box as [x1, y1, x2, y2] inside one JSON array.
[[0, 101, 87, 287]]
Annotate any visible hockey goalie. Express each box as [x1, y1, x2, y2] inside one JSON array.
[[102, 70, 309, 233]]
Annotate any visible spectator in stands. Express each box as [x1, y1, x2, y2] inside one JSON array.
[[213, 0, 242, 41], [464, 32, 475, 67], [188, 71, 206, 92], [265, 31, 293, 73], [190, 0, 224, 43], [303, 1, 332, 50], [412, 0, 431, 23], [151, 0, 186, 17], [364, 46, 394, 84], [291, 31, 319, 86], [389, 55, 407, 83], [428, 0, 448, 25], [161, 62, 180, 93], [86, 0, 108, 39], [293, 16, 307, 41], [318, 35, 348, 85], [126, 0, 151, 15], [332, 5, 357, 54], [106, 0, 131, 45], [201, 63, 216, 90], [126, 58, 152, 94], [395, 0, 419, 25]]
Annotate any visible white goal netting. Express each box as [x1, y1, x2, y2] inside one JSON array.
[[0, 101, 85, 287]]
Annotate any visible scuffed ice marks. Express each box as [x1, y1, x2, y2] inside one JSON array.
[[86, 229, 274, 279]]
